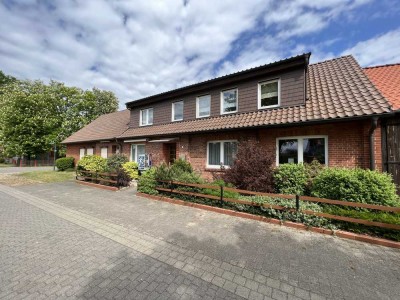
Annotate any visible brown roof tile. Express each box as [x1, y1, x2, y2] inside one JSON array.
[[62, 110, 130, 144], [364, 64, 400, 110]]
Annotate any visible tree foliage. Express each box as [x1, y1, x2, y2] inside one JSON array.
[[0, 71, 119, 158]]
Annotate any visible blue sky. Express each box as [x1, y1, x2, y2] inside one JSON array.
[[1, 0, 399, 109]]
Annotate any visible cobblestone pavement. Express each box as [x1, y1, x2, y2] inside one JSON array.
[[1, 183, 400, 299]]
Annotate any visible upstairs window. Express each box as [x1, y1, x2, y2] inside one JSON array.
[[277, 136, 327, 165], [196, 95, 211, 118], [140, 108, 153, 126], [172, 101, 184, 122], [258, 79, 280, 109], [221, 88, 238, 114], [207, 140, 238, 168]]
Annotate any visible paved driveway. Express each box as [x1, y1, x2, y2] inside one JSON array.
[[1, 182, 399, 299], [0, 166, 53, 174]]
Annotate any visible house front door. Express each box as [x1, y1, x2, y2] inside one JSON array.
[[383, 117, 400, 195], [167, 143, 177, 164]]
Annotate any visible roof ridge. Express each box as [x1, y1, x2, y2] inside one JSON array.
[[364, 63, 400, 69]]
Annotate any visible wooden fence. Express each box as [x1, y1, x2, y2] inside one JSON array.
[[156, 180, 400, 231], [76, 170, 119, 188]]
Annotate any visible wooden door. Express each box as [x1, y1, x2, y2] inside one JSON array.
[[383, 117, 400, 195]]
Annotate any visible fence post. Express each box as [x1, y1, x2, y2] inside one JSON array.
[[295, 195, 300, 212], [220, 185, 224, 207]]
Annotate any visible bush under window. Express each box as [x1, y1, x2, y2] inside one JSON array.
[[77, 155, 107, 173], [106, 154, 129, 171], [311, 168, 399, 207], [222, 140, 274, 192]]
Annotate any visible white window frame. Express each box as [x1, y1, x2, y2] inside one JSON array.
[[100, 147, 108, 159], [196, 94, 211, 118], [258, 79, 281, 109], [220, 88, 238, 115], [130, 144, 145, 162], [79, 148, 85, 159], [139, 108, 153, 126], [86, 148, 94, 155], [206, 140, 238, 169], [171, 101, 184, 122], [276, 135, 328, 166]]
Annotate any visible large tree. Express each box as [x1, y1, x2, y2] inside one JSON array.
[[0, 74, 119, 158]]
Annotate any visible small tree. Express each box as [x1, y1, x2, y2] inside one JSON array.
[[222, 140, 274, 192]]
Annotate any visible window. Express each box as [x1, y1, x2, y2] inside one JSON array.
[[196, 95, 211, 118], [172, 101, 184, 121], [140, 108, 153, 126], [131, 144, 148, 170], [207, 140, 238, 168], [100, 147, 108, 158], [221, 89, 238, 114], [276, 136, 327, 165], [86, 148, 94, 155], [258, 79, 280, 109], [79, 148, 85, 159]]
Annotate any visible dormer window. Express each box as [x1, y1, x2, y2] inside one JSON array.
[[258, 79, 280, 109], [140, 108, 153, 126], [221, 88, 238, 114], [172, 101, 184, 122]]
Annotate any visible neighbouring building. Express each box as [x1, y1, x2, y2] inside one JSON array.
[[364, 63, 400, 193], [62, 53, 399, 191]]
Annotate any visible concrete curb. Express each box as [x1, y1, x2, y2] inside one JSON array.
[[137, 192, 400, 249]]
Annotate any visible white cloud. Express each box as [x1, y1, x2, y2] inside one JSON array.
[[0, 0, 393, 110], [342, 29, 400, 66]]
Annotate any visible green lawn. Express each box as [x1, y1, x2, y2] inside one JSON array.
[[0, 163, 13, 168], [17, 170, 75, 183]]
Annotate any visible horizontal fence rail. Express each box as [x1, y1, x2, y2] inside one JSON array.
[[76, 170, 119, 186], [156, 180, 400, 230]]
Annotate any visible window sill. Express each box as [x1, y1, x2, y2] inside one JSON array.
[[220, 111, 238, 115], [139, 124, 153, 127], [258, 104, 280, 110]]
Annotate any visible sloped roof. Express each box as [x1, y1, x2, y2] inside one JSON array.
[[119, 55, 392, 139], [62, 110, 130, 144], [364, 64, 400, 110]]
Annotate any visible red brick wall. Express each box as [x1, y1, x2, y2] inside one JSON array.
[[65, 119, 383, 177]]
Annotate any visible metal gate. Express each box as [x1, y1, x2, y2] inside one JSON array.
[[382, 117, 400, 195]]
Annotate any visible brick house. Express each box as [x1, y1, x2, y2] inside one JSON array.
[[62, 53, 399, 189]]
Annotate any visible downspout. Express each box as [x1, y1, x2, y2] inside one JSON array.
[[369, 117, 379, 170], [114, 137, 123, 154]]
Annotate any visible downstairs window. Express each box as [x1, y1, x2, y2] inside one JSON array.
[[277, 136, 327, 165]]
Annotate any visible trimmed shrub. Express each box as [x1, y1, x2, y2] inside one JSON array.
[[55, 157, 74, 171], [170, 158, 193, 173], [311, 168, 399, 206], [77, 155, 107, 173], [274, 163, 308, 195], [122, 161, 139, 180], [274, 160, 324, 195], [222, 140, 274, 192], [137, 168, 158, 195], [106, 154, 129, 171]]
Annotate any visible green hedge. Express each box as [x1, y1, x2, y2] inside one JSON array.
[[137, 168, 158, 195], [122, 161, 139, 180], [311, 168, 399, 207], [77, 155, 107, 173], [274, 161, 323, 195], [107, 154, 129, 171], [55, 157, 74, 171]]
